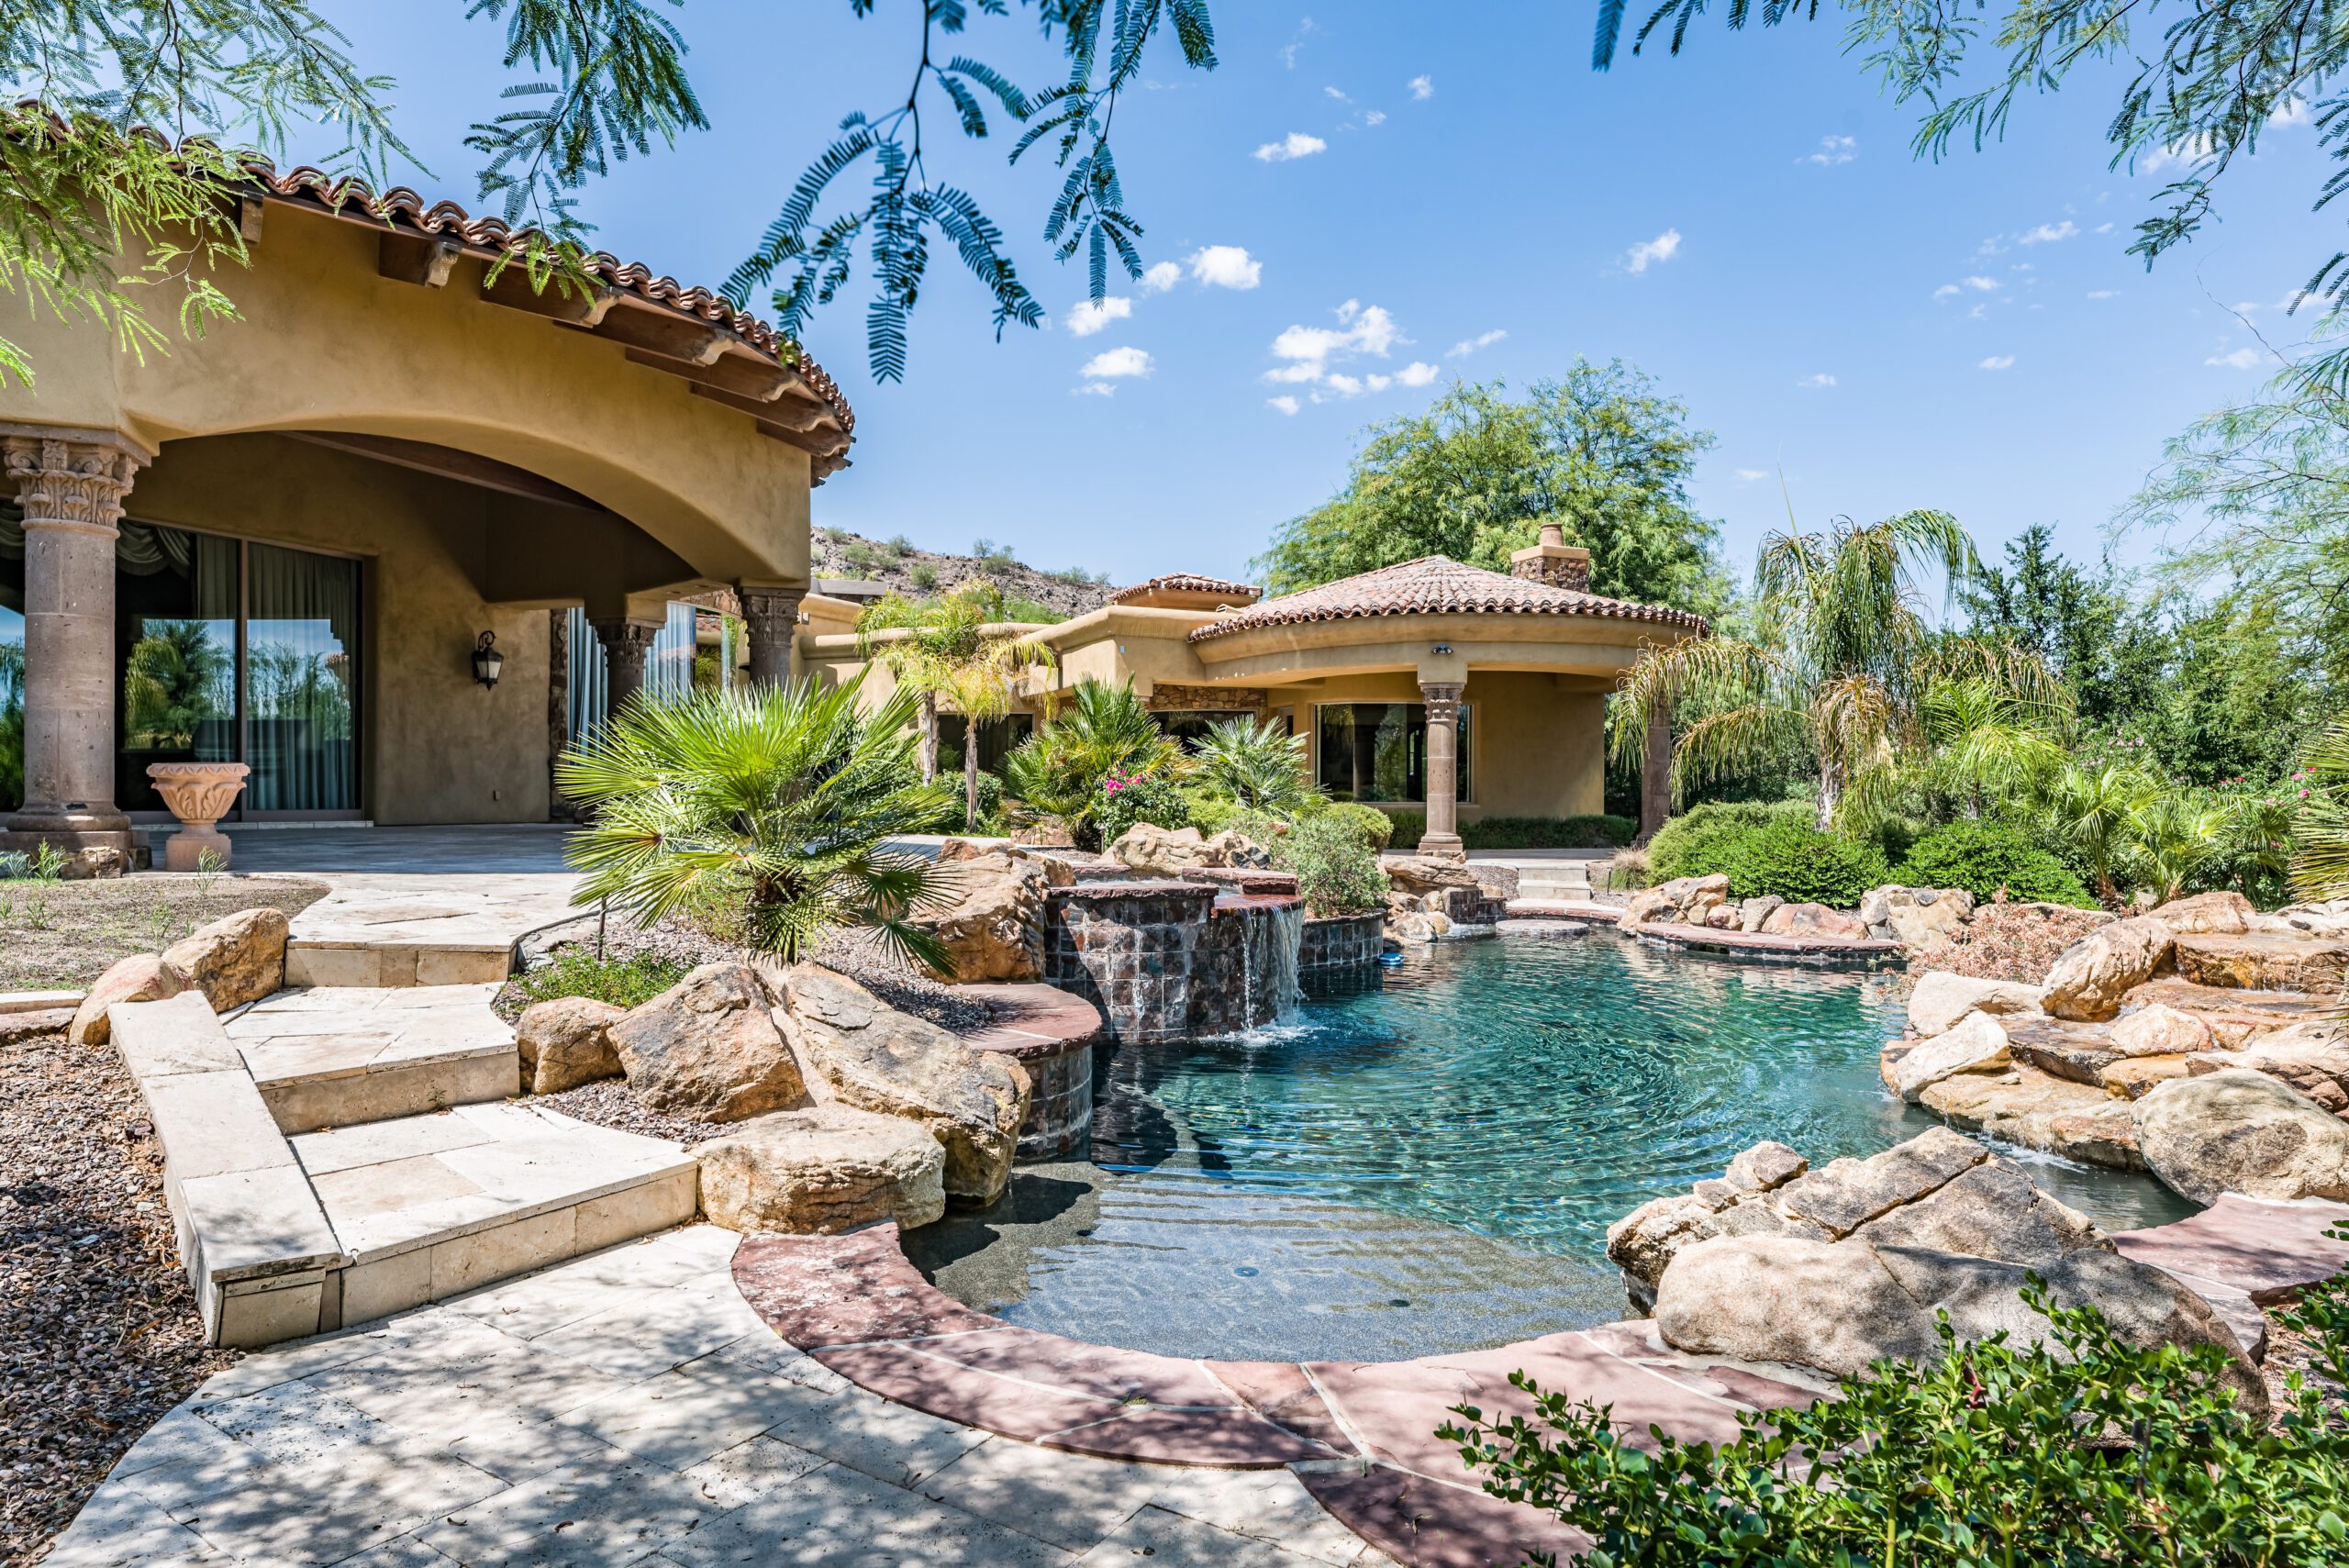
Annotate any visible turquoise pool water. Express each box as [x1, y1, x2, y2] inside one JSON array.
[[907, 933, 2197, 1362]]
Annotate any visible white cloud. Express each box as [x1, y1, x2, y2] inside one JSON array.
[[1267, 395, 1301, 416], [1364, 109, 1386, 127], [1622, 228, 1682, 273], [1802, 134, 1857, 167], [1448, 328, 1508, 357], [1408, 74, 1433, 100], [2272, 96, 2311, 128], [1978, 355, 2016, 371], [1186, 245, 1263, 290], [2019, 220, 2078, 245], [1253, 131, 1328, 162], [1964, 275, 1998, 290], [1064, 296, 1132, 337], [1264, 300, 1420, 396], [1933, 284, 1962, 301], [1395, 361, 1440, 386], [1080, 346, 1152, 380], [1325, 85, 1350, 102], [1797, 373, 1836, 388], [1074, 382, 1117, 397], [1139, 261, 1181, 294], [2093, 221, 2116, 234], [2140, 134, 2215, 174], [2087, 289, 2120, 300], [1323, 373, 1364, 395], [1934, 275, 1998, 301], [2206, 347, 2263, 369], [1734, 468, 1770, 483]]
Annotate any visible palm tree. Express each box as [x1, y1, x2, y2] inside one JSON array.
[[555, 675, 958, 970], [1190, 714, 1314, 811], [1614, 508, 2065, 831], [1916, 640, 2075, 817], [2033, 762, 2153, 904], [1002, 678, 1181, 848], [856, 584, 1053, 817], [2292, 717, 2349, 904]]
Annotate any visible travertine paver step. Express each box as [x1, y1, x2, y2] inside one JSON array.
[[292, 1101, 700, 1329], [225, 984, 520, 1132]]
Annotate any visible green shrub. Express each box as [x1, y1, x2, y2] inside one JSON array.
[[909, 768, 1004, 835], [1645, 799, 1817, 881], [508, 950, 685, 1012], [1272, 814, 1388, 917], [909, 562, 939, 590], [1097, 773, 1191, 847], [1324, 801, 1395, 851], [1385, 809, 1426, 850], [1460, 815, 1637, 851], [1719, 818, 1889, 905], [1446, 1257, 2349, 1568], [1896, 819, 2095, 906]]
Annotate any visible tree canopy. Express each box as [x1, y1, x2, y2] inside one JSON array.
[[1252, 364, 1734, 616], [0, 0, 1213, 387]]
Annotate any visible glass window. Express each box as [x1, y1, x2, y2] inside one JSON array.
[[1152, 709, 1262, 748], [1313, 702, 1471, 804], [117, 525, 239, 814], [939, 714, 1034, 774], [245, 542, 360, 811]]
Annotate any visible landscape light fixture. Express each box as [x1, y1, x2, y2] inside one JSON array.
[[473, 630, 505, 689]]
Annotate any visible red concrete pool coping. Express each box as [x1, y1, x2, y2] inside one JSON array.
[[948, 981, 1107, 1062]]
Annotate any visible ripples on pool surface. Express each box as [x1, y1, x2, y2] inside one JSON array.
[[905, 934, 2198, 1363]]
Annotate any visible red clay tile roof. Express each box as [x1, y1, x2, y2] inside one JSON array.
[[1108, 573, 1263, 606], [1186, 555, 1708, 642]]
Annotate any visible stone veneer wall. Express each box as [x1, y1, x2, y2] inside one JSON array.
[[1043, 883, 1304, 1041], [1299, 913, 1385, 973]]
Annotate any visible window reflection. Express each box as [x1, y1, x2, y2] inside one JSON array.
[[1314, 702, 1471, 804]]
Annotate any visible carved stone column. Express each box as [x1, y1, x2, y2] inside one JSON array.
[[1419, 679, 1465, 861], [2, 430, 147, 869], [738, 585, 806, 689], [590, 617, 662, 717]]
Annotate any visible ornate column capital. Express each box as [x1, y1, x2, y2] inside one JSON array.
[[588, 617, 663, 655], [2, 429, 147, 537], [1418, 679, 1464, 719], [736, 585, 807, 629]]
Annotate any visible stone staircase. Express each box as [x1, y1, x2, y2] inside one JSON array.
[[1512, 861, 1594, 902], [116, 961, 699, 1350]]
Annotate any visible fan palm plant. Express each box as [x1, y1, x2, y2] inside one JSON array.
[[1614, 507, 2062, 831], [1002, 678, 1181, 848], [2293, 717, 2349, 903], [2127, 792, 2232, 906], [1190, 714, 1314, 811], [2032, 762, 2155, 904], [555, 676, 957, 971]]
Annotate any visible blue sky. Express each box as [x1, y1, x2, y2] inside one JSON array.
[[318, 3, 2339, 595]]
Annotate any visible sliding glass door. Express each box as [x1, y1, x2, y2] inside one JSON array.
[[115, 524, 362, 818]]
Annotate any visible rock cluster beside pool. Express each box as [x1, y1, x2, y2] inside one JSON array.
[[1887, 888, 2349, 1198], [514, 959, 1030, 1235]]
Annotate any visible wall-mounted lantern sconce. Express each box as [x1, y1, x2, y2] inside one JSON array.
[[1430, 642, 1453, 656], [473, 631, 505, 689]]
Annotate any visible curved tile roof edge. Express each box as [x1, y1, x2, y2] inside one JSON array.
[[73, 115, 853, 436], [1107, 573, 1263, 606], [1186, 554, 1709, 643]]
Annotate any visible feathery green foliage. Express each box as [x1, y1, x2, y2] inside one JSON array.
[[1447, 1266, 2349, 1567], [724, 0, 1218, 383], [555, 676, 955, 972], [857, 582, 1056, 817], [1255, 366, 1731, 615], [1188, 715, 1314, 812]]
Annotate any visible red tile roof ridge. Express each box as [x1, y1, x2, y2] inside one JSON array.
[[1186, 553, 1708, 642], [1107, 573, 1263, 606]]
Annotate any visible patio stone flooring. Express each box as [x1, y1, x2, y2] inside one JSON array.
[[48, 1225, 1397, 1568]]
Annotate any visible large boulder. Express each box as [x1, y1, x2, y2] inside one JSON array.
[[1761, 902, 1869, 941], [1386, 856, 1482, 899], [2133, 1068, 2349, 1203], [2189, 1022, 2349, 1109], [2150, 890, 2254, 936], [696, 1105, 946, 1234], [1908, 973, 2046, 1039], [2171, 930, 2349, 995], [516, 996, 625, 1095], [778, 963, 1030, 1205], [2043, 917, 2175, 1021], [608, 962, 808, 1123], [70, 952, 185, 1046], [1108, 823, 1213, 875], [1737, 896, 1784, 934], [1653, 1236, 2265, 1418], [1861, 886, 1976, 946], [1891, 1011, 2010, 1102], [1203, 829, 1275, 870], [914, 843, 1052, 984], [2110, 1002, 2215, 1059], [161, 907, 289, 1013], [1918, 1068, 2143, 1170]]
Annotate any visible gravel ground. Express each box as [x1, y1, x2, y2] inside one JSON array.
[[1, 1025, 236, 1563], [0, 874, 329, 992], [531, 1077, 727, 1147]]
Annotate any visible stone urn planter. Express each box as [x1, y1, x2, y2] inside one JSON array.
[[146, 762, 250, 872]]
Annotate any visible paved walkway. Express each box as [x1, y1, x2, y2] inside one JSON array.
[[48, 1226, 1398, 1568], [225, 827, 587, 965]]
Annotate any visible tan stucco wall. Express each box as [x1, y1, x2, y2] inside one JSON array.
[[131, 435, 556, 824], [3, 201, 814, 591], [1286, 671, 1609, 819]]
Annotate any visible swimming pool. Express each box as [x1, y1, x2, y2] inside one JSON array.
[[906, 933, 2196, 1362]]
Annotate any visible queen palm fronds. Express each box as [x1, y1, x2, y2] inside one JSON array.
[[555, 675, 957, 973], [2293, 717, 2349, 904], [857, 583, 1057, 817]]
